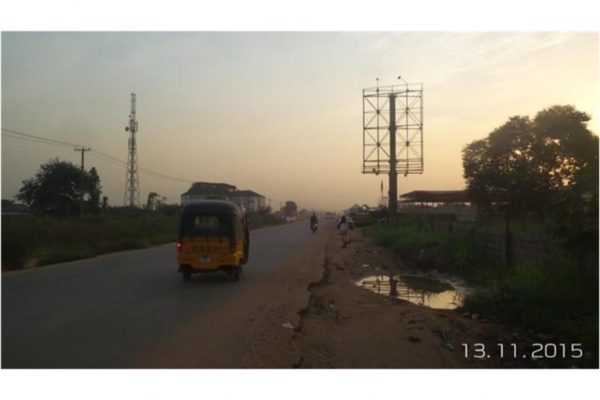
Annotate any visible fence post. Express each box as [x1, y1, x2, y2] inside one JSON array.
[[504, 230, 512, 268]]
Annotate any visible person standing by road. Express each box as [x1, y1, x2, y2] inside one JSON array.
[[338, 216, 350, 248]]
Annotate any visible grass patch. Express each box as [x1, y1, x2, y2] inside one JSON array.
[[463, 262, 599, 352], [2, 211, 284, 270], [365, 224, 598, 352], [2, 214, 178, 269], [365, 224, 444, 250], [364, 225, 491, 283]]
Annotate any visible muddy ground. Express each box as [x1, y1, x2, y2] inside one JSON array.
[[293, 226, 594, 368]]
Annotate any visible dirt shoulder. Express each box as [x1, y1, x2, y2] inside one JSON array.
[[293, 226, 570, 368]]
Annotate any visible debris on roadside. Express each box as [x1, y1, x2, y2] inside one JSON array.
[[432, 328, 455, 351], [282, 322, 294, 329]]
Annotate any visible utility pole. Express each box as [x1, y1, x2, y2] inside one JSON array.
[[74, 146, 91, 217]]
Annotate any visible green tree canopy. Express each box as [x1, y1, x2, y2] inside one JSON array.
[[16, 158, 102, 216], [462, 105, 598, 218]]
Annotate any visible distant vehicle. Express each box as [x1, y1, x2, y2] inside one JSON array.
[[177, 200, 249, 282], [350, 212, 373, 227], [311, 222, 318, 233]]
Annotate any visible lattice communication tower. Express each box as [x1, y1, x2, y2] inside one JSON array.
[[124, 92, 140, 207]]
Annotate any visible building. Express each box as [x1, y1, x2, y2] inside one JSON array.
[[181, 182, 266, 212], [398, 190, 477, 221], [1, 203, 29, 217], [232, 190, 266, 212]]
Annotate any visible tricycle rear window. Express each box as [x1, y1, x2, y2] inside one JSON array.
[[181, 213, 233, 238]]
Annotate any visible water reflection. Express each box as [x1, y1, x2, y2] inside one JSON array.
[[357, 275, 463, 310]]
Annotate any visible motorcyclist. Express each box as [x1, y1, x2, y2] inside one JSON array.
[[310, 213, 318, 228]]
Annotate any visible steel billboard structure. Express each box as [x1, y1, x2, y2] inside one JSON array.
[[362, 83, 423, 217]]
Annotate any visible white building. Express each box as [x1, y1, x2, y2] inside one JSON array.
[[230, 190, 267, 212]]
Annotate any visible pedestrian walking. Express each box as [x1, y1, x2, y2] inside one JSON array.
[[338, 215, 350, 248]]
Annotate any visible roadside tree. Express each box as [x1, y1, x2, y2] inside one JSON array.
[[462, 105, 598, 220], [16, 158, 102, 217]]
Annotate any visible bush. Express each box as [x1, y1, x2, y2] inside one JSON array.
[[463, 262, 598, 351], [365, 225, 488, 279], [1, 214, 178, 270], [1, 235, 32, 270], [1, 209, 279, 270], [365, 224, 598, 350], [365, 225, 444, 254]]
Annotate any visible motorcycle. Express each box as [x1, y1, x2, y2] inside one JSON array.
[[310, 222, 318, 233]]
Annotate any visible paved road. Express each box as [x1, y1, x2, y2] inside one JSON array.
[[2, 221, 328, 368]]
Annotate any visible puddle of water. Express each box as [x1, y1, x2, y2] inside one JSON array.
[[356, 275, 463, 310]]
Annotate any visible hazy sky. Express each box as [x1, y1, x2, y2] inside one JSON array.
[[1, 32, 598, 211]]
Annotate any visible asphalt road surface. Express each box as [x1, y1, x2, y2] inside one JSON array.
[[2, 221, 328, 368]]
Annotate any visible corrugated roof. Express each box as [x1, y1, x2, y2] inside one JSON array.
[[399, 190, 470, 203]]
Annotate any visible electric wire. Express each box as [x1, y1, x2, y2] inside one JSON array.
[[2, 127, 196, 184]]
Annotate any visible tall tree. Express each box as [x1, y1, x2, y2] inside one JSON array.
[[86, 167, 102, 213], [16, 158, 102, 217], [462, 105, 598, 219]]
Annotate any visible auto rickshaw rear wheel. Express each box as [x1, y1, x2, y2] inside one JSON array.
[[232, 265, 242, 282], [182, 268, 192, 282]]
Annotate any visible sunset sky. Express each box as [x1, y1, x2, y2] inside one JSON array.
[[2, 32, 598, 211]]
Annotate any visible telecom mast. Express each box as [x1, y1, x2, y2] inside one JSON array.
[[124, 92, 140, 207]]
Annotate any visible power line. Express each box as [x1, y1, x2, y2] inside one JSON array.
[[2, 128, 84, 148], [88, 152, 128, 168], [90, 150, 194, 183], [3, 127, 197, 184], [2, 132, 74, 149]]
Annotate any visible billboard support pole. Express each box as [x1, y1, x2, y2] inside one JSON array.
[[388, 94, 397, 219]]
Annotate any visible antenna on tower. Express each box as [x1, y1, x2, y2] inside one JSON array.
[[124, 92, 140, 207]]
